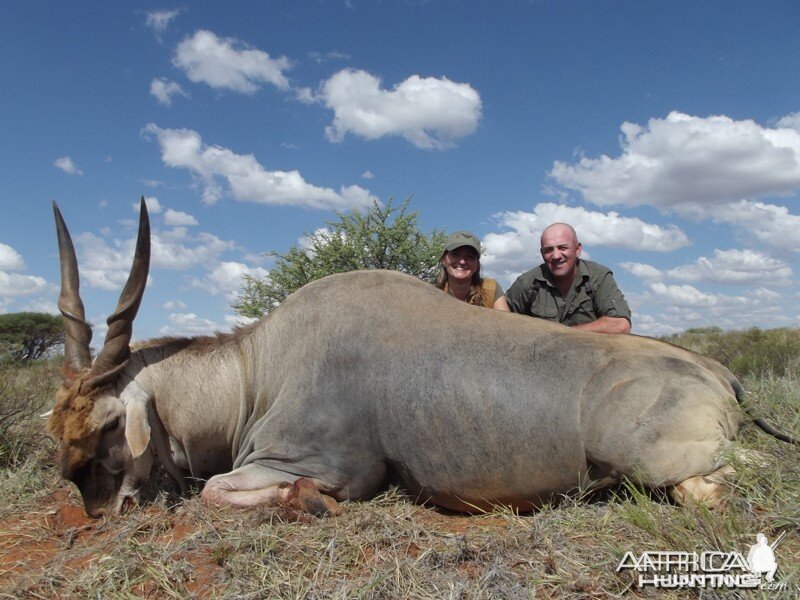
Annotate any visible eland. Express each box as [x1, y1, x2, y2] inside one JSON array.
[[47, 199, 791, 518]]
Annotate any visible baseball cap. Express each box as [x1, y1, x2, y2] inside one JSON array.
[[443, 231, 482, 255]]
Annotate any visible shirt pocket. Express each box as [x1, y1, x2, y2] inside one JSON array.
[[531, 294, 559, 320], [566, 295, 595, 325]]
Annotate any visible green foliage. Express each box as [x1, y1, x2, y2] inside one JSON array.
[[235, 198, 447, 318], [683, 326, 723, 335], [661, 326, 800, 379], [0, 312, 64, 363]]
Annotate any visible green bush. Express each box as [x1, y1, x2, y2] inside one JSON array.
[[661, 326, 800, 379], [236, 199, 446, 318], [0, 312, 64, 363]]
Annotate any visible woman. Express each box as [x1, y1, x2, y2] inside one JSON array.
[[435, 231, 503, 307]]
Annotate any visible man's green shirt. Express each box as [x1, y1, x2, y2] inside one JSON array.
[[505, 259, 631, 326]]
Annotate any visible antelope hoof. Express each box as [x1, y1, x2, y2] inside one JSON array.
[[287, 478, 340, 517], [670, 465, 735, 508]]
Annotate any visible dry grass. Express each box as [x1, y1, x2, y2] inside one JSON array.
[[1, 329, 799, 598], [0, 361, 59, 471]]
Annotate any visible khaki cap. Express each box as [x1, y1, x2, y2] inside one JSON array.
[[444, 231, 482, 255]]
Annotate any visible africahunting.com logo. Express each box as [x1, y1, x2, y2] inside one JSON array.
[[616, 532, 787, 590]]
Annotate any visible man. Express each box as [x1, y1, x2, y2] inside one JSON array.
[[494, 223, 631, 334]]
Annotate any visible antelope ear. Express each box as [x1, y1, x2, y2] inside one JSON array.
[[125, 399, 151, 458]]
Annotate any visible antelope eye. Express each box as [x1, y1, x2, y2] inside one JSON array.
[[102, 416, 120, 433]]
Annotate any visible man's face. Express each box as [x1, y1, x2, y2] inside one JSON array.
[[540, 226, 581, 282]]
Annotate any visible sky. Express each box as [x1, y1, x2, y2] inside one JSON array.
[[1, 1, 799, 343]]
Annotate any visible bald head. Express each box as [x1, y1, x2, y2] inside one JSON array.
[[540, 222, 582, 285], [540, 223, 578, 247]]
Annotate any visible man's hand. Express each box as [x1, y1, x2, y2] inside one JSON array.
[[572, 316, 631, 334]]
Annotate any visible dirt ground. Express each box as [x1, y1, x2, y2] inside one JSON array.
[[0, 488, 224, 596], [0, 485, 519, 598], [2, 472, 796, 598]]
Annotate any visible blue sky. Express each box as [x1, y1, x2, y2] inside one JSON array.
[[2, 1, 799, 342]]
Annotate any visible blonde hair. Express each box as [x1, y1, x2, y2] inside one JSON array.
[[434, 253, 487, 306]]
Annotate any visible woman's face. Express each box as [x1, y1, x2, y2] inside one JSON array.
[[442, 245, 479, 282]]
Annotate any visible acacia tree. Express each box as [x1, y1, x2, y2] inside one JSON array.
[[0, 312, 65, 362], [235, 199, 446, 318]]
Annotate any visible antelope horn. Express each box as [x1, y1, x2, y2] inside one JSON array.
[[87, 197, 151, 387], [53, 202, 93, 376]]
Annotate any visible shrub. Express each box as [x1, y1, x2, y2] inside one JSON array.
[[0, 312, 64, 363], [661, 326, 800, 379], [236, 199, 447, 318], [0, 360, 60, 469]]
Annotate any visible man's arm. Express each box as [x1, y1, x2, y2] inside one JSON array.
[[496, 296, 627, 332], [573, 315, 630, 334], [588, 268, 632, 333]]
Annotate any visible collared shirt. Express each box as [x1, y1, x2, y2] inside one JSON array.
[[504, 259, 631, 326]]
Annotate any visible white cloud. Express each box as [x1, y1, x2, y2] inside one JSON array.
[[549, 111, 800, 210], [144, 123, 376, 210], [225, 313, 259, 328], [319, 69, 482, 149], [136, 196, 163, 214], [91, 318, 109, 346], [54, 156, 83, 175], [0, 244, 56, 309], [192, 260, 269, 303], [159, 312, 221, 337], [666, 249, 792, 285], [243, 252, 267, 265], [481, 202, 690, 278], [153, 229, 234, 270], [0, 243, 25, 271], [630, 282, 791, 335], [307, 50, 350, 64], [0, 271, 49, 299], [164, 208, 198, 226], [0, 249, 52, 311], [752, 288, 783, 303], [21, 298, 59, 315], [647, 282, 720, 308], [630, 313, 683, 337], [776, 112, 800, 130], [145, 9, 181, 37], [295, 86, 315, 104], [163, 299, 187, 310], [620, 262, 663, 282], [173, 30, 292, 93], [159, 311, 258, 337], [73, 226, 234, 290], [150, 77, 189, 105], [73, 232, 140, 291], [707, 199, 800, 252], [361, 170, 375, 179]]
